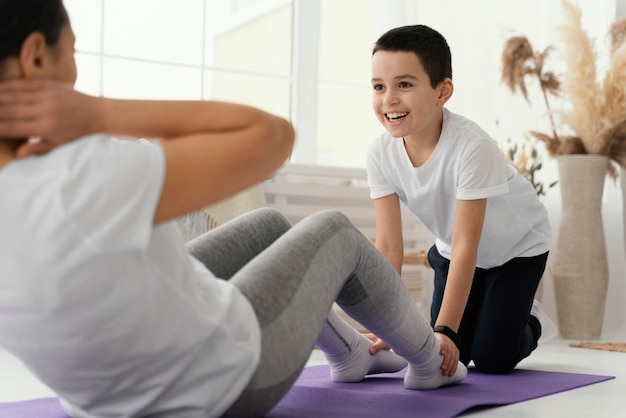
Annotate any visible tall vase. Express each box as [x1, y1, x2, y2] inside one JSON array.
[[622, 167, 626, 262], [553, 155, 609, 340]]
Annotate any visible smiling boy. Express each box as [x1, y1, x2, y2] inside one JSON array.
[[366, 25, 554, 375]]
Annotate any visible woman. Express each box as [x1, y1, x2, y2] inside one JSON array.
[[0, 1, 465, 417]]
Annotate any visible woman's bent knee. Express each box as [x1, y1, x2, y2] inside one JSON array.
[[309, 210, 354, 229], [253, 207, 291, 227]]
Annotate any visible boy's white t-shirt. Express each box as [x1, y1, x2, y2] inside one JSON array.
[[0, 136, 260, 417], [367, 108, 551, 269]]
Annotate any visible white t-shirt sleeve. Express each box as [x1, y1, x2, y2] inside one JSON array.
[[366, 137, 397, 199], [60, 136, 166, 252], [456, 137, 509, 200]]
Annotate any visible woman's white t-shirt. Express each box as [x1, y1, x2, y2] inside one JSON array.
[[0, 136, 260, 417], [367, 108, 551, 269]]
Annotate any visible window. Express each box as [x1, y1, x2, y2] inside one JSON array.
[[64, 0, 619, 169], [65, 0, 292, 110]]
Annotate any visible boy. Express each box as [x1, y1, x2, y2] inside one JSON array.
[[367, 25, 554, 375]]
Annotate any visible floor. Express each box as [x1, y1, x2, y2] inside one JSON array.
[[0, 337, 623, 417]]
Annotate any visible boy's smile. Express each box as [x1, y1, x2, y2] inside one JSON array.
[[386, 112, 409, 123], [371, 50, 451, 145]]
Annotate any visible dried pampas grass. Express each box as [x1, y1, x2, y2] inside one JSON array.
[[500, 0, 626, 173], [501, 36, 535, 101], [603, 118, 626, 170], [501, 37, 561, 144], [610, 17, 626, 55], [602, 26, 626, 165], [559, 0, 605, 155]]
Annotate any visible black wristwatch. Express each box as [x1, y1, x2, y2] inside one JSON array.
[[433, 325, 461, 349]]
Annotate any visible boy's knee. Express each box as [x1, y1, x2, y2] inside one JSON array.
[[472, 353, 516, 375]]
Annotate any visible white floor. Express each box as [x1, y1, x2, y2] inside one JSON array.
[[0, 338, 623, 417]]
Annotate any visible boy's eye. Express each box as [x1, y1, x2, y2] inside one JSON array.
[[399, 81, 412, 88], [373, 84, 384, 91]]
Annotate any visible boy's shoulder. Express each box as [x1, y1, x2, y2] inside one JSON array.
[[442, 108, 491, 140], [443, 108, 479, 128]]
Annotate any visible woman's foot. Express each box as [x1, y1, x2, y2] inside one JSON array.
[[325, 333, 407, 383], [403, 337, 467, 390]]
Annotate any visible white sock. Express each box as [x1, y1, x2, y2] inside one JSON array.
[[403, 335, 467, 390], [342, 291, 467, 389], [531, 299, 558, 342], [328, 250, 468, 389], [316, 310, 407, 382]]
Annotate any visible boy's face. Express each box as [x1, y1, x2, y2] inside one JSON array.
[[371, 50, 448, 141]]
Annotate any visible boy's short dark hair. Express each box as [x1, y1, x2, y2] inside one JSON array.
[[373, 24, 452, 89]]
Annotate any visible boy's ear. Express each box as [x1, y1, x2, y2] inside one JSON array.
[[437, 78, 453, 107], [18, 32, 48, 79]]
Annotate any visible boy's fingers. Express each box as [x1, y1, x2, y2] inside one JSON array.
[[369, 338, 391, 355], [448, 361, 458, 376]]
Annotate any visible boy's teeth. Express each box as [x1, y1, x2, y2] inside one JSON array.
[[387, 112, 407, 119]]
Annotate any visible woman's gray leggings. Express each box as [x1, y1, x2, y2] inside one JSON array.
[[186, 208, 421, 417]]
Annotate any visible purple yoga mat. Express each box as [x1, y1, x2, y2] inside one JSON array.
[[0, 397, 66, 418], [0, 366, 613, 418], [267, 365, 614, 418]]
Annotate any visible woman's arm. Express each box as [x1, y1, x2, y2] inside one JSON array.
[[127, 100, 294, 223], [435, 197, 486, 375], [373, 194, 404, 275], [0, 79, 295, 223]]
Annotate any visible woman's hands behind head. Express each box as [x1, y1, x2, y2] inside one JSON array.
[[0, 78, 101, 158], [0, 76, 296, 224]]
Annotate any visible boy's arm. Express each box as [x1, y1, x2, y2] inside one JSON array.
[[435, 198, 486, 375], [373, 194, 404, 275]]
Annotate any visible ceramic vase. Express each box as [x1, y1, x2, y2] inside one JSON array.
[[552, 155, 609, 339]]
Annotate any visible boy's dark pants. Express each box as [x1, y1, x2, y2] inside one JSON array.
[[428, 245, 549, 374]]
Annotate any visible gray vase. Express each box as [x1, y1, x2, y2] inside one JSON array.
[[553, 155, 609, 339]]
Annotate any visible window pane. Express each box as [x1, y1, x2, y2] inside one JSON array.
[[314, 0, 379, 168], [207, 71, 291, 120], [74, 54, 102, 96], [103, 0, 205, 66], [318, 0, 373, 84], [102, 58, 203, 100], [317, 84, 382, 168], [210, 3, 292, 76], [65, 0, 102, 53]]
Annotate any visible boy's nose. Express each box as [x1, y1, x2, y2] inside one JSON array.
[[383, 92, 399, 105]]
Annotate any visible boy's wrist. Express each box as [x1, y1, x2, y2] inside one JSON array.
[[433, 325, 461, 349]]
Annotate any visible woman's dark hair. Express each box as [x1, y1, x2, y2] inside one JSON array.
[[0, 0, 69, 60], [373, 24, 452, 89]]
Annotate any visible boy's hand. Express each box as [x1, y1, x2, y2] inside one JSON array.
[[0, 79, 101, 157], [435, 332, 459, 376], [363, 333, 391, 354]]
